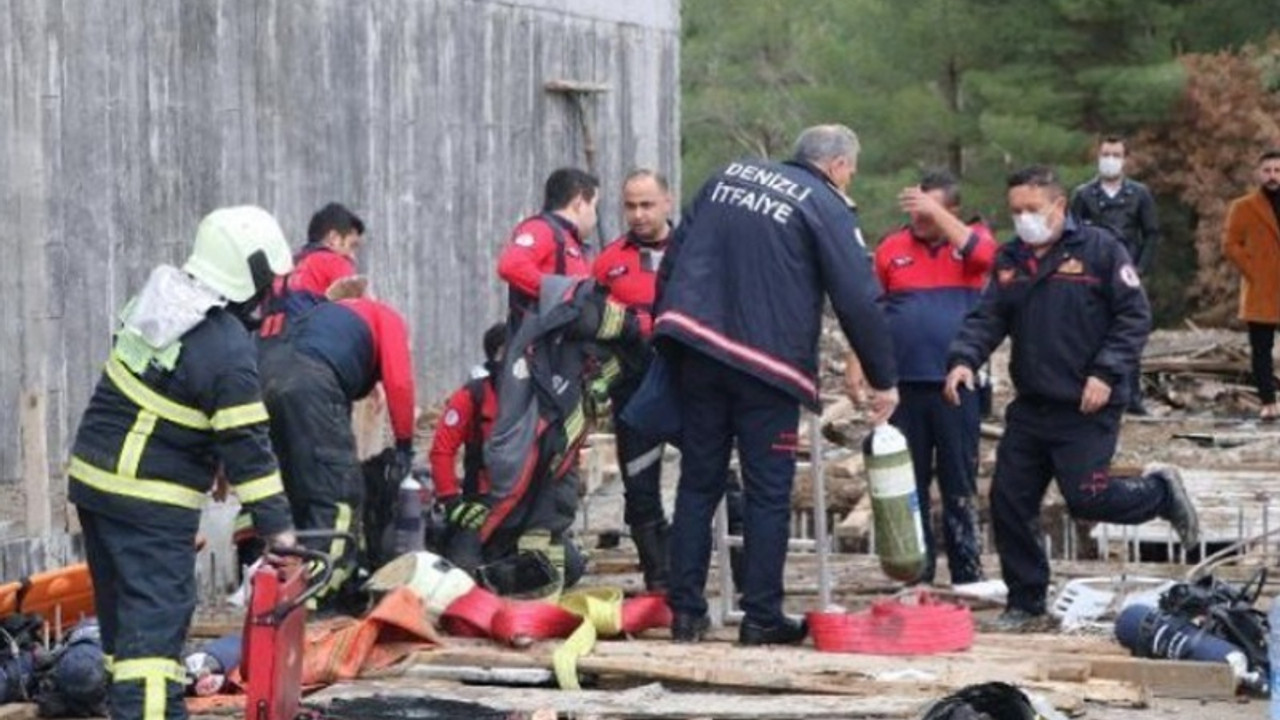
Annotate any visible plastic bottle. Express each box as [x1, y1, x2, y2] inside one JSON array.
[[395, 473, 426, 554], [1269, 596, 1280, 714], [862, 424, 926, 582]]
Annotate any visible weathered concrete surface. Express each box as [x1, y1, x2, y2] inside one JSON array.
[[0, 0, 680, 536]]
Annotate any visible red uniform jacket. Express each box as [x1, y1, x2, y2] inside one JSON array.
[[592, 232, 667, 336], [428, 376, 498, 499], [497, 214, 591, 312]]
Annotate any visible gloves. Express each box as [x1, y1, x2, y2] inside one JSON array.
[[388, 441, 414, 482], [445, 496, 490, 531]]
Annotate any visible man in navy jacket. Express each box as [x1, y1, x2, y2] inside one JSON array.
[[945, 165, 1198, 631], [654, 124, 899, 644]]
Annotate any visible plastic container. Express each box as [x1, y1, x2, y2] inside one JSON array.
[[394, 475, 426, 554]]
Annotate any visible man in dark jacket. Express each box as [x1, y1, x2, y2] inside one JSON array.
[[1069, 136, 1161, 415], [945, 165, 1198, 631], [69, 206, 297, 720], [654, 124, 900, 645]]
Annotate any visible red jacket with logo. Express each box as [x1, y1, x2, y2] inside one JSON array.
[[497, 214, 591, 312], [592, 232, 666, 336], [428, 376, 497, 500]]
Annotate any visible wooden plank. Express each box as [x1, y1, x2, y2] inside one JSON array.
[[1087, 656, 1238, 699]]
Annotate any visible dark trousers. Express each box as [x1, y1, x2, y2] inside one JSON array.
[[992, 399, 1169, 613], [890, 382, 983, 585], [80, 508, 194, 720], [668, 351, 800, 626], [261, 345, 362, 597], [1248, 322, 1277, 405], [611, 374, 666, 529]]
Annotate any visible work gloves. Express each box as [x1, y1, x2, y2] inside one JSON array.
[[444, 496, 491, 531], [387, 440, 415, 483]]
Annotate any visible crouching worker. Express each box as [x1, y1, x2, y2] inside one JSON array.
[[69, 206, 297, 720], [443, 279, 646, 598], [428, 323, 505, 550], [249, 296, 417, 610]]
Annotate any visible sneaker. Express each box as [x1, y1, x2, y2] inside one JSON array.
[[738, 616, 808, 646], [1148, 463, 1199, 548], [671, 612, 710, 643], [981, 607, 1054, 633]]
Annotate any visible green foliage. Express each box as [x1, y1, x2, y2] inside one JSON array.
[[680, 0, 1277, 322]]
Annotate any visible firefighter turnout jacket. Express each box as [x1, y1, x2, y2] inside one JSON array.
[[69, 309, 293, 535]]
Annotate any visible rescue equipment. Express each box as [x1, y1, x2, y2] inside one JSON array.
[[862, 424, 926, 582]]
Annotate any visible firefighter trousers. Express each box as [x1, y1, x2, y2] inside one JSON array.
[[80, 508, 193, 720]]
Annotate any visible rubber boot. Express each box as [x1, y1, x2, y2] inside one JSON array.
[[632, 519, 670, 592]]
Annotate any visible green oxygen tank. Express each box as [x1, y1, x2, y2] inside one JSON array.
[[862, 424, 927, 582]]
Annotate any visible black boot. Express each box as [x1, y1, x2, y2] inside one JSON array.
[[632, 520, 670, 592]]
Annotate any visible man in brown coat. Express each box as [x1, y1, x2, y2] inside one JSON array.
[[1223, 149, 1280, 420]]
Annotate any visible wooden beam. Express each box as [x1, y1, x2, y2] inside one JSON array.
[[20, 390, 49, 537]]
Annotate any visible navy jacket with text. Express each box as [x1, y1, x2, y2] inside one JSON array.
[[946, 217, 1151, 408], [654, 158, 897, 409]]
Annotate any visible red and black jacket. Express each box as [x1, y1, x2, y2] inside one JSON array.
[[429, 375, 498, 500], [285, 298, 417, 444]]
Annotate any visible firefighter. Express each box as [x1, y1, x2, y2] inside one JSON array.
[[429, 323, 505, 524], [497, 167, 598, 333], [592, 168, 673, 591], [68, 206, 297, 720], [871, 169, 997, 587], [945, 165, 1199, 631], [255, 296, 417, 605], [654, 125, 900, 645], [257, 202, 366, 335]]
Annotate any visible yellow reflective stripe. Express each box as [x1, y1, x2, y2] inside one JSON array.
[[105, 358, 212, 430], [70, 457, 206, 510], [116, 410, 157, 477], [318, 502, 354, 599], [564, 403, 586, 446], [234, 471, 284, 504], [112, 657, 185, 720], [598, 302, 624, 339], [210, 402, 269, 431], [597, 357, 621, 384]]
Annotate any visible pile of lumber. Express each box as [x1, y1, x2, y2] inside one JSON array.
[[1139, 331, 1266, 414]]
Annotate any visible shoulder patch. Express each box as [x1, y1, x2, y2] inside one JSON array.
[[997, 267, 1017, 287], [566, 246, 582, 258], [443, 408, 460, 427], [514, 233, 536, 248], [1119, 264, 1141, 288], [607, 264, 629, 278], [889, 256, 914, 269]]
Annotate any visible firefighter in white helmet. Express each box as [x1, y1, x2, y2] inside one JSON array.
[[68, 206, 297, 720]]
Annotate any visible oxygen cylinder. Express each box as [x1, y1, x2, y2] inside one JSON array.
[[395, 474, 426, 554], [862, 424, 927, 582], [1115, 604, 1253, 684]]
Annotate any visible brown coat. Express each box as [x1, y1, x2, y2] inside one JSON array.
[[1223, 189, 1280, 323]]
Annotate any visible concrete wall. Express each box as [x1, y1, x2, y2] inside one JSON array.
[[0, 0, 680, 540]]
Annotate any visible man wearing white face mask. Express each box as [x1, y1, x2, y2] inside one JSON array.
[[944, 165, 1198, 632], [1070, 136, 1161, 415]]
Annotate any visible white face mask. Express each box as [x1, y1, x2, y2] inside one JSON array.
[[1098, 156, 1124, 179], [1013, 211, 1055, 246]]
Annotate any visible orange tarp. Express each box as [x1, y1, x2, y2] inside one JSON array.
[[187, 587, 439, 713]]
